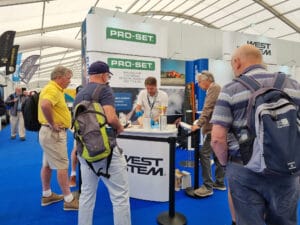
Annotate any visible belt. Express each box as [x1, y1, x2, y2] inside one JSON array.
[[41, 124, 68, 131], [228, 156, 244, 165]]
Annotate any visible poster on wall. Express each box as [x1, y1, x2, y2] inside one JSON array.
[[87, 52, 161, 88], [113, 86, 184, 125], [161, 59, 185, 86]]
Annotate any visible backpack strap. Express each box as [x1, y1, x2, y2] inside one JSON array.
[[235, 75, 261, 92], [273, 72, 286, 90], [86, 155, 112, 179]]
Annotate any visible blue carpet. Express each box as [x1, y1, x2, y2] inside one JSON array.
[[0, 125, 299, 225]]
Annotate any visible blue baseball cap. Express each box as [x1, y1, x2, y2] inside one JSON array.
[[88, 61, 113, 75]]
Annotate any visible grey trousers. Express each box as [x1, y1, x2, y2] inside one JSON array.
[[200, 133, 225, 190]]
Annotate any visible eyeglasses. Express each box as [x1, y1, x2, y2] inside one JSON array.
[[106, 73, 111, 80]]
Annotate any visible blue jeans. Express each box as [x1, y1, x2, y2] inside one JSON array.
[[78, 146, 131, 225], [226, 162, 300, 225]]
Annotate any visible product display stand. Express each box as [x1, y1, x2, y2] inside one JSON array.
[[185, 130, 200, 198], [156, 136, 186, 225]]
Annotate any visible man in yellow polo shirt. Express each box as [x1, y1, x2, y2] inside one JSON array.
[[38, 65, 78, 211]]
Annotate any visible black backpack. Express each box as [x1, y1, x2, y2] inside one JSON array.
[[0, 98, 6, 116], [234, 72, 300, 176], [22, 92, 41, 131]]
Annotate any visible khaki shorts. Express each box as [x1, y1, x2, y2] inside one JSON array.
[[39, 126, 69, 169]]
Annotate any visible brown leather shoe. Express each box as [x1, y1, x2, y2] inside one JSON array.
[[41, 192, 64, 206], [63, 197, 79, 211]]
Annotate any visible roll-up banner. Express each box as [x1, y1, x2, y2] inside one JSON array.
[[85, 14, 167, 58], [22, 64, 39, 84], [87, 52, 161, 88], [6, 45, 19, 75], [0, 31, 16, 68], [12, 53, 22, 82], [20, 55, 40, 79]]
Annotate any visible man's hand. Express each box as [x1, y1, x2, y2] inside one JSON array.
[[191, 124, 200, 132], [135, 110, 143, 118]]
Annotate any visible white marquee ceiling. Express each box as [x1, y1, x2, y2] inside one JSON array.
[[0, 0, 299, 86]]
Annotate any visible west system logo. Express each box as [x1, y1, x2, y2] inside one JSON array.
[[247, 41, 272, 56], [125, 155, 165, 176]]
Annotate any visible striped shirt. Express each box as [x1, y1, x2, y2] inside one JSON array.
[[211, 64, 300, 154]]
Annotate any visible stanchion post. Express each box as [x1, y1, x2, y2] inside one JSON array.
[[169, 136, 176, 217], [184, 129, 201, 197], [193, 130, 200, 190], [156, 137, 187, 225]]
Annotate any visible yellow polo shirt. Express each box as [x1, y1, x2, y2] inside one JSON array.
[[38, 80, 71, 128]]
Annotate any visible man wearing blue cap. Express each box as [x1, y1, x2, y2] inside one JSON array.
[[74, 61, 131, 225]]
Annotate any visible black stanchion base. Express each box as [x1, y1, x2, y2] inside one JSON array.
[[179, 160, 194, 167], [157, 211, 187, 225], [184, 187, 200, 198]]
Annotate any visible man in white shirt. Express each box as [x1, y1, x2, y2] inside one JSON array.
[[135, 76, 168, 126]]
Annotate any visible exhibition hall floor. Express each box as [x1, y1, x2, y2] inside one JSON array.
[[0, 125, 299, 225]]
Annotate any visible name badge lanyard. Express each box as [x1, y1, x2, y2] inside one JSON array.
[[147, 95, 157, 119]]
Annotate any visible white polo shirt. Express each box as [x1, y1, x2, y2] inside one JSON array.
[[136, 89, 168, 119]]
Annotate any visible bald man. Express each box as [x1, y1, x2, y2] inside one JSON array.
[[210, 44, 300, 225]]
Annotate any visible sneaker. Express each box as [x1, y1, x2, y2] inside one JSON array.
[[10, 135, 16, 140], [194, 185, 213, 197], [64, 197, 79, 211], [69, 175, 76, 187], [20, 137, 26, 141], [213, 182, 227, 191], [41, 192, 64, 206]]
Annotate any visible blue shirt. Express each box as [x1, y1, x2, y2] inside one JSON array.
[[73, 82, 115, 108]]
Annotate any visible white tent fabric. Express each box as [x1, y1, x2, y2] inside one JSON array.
[[0, 0, 299, 86]]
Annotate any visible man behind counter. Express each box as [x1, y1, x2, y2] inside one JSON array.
[[135, 76, 168, 126]]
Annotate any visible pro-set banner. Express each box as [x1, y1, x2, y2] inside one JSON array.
[[87, 52, 161, 88], [222, 31, 277, 64], [85, 13, 167, 58]]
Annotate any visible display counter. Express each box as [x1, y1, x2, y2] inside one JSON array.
[[117, 124, 177, 202]]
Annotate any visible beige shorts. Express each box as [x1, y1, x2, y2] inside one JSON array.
[[39, 126, 69, 170]]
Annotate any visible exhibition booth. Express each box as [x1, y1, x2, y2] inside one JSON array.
[[80, 7, 300, 205]]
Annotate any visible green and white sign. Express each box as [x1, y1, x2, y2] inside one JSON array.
[[86, 14, 167, 58], [108, 58, 155, 71], [106, 27, 156, 44], [87, 52, 161, 88]]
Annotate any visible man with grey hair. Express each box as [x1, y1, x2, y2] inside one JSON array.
[[191, 70, 226, 197], [38, 65, 78, 210], [5, 86, 27, 140]]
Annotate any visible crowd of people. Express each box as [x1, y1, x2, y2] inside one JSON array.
[[2, 43, 300, 225]]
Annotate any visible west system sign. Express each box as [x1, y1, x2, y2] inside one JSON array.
[[106, 27, 156, 44], [125, 155, 164, 176], [247, 40, 272, 56]]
